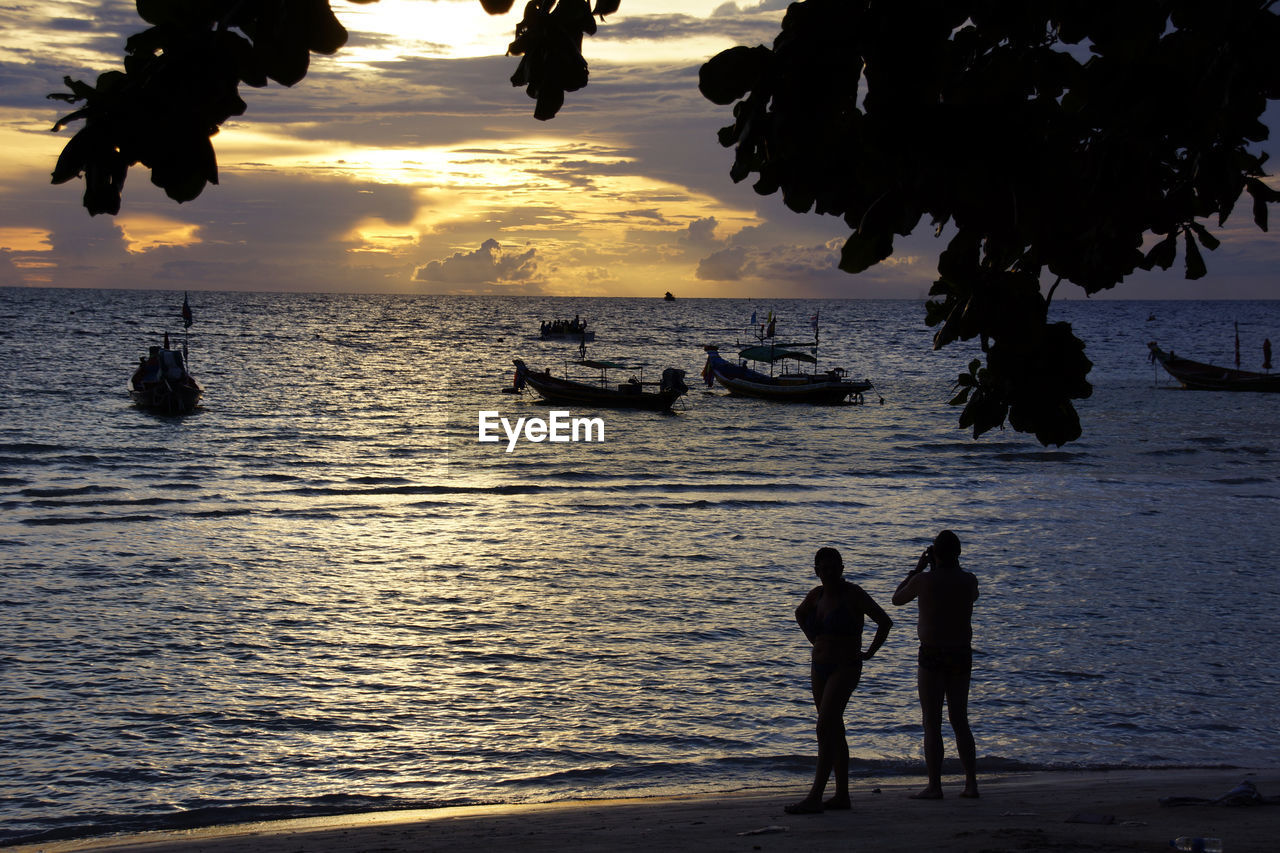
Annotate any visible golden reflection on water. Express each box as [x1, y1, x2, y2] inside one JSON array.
[[4, 290, 1280, 839]]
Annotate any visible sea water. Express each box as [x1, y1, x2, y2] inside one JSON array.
[[1, 288, 1278, 845]]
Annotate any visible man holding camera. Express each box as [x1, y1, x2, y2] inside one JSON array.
[[892, 529, 980, 800]]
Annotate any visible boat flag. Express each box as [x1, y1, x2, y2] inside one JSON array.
[[182, 292, 193, 328], [765, 310, 776, 338], [750, 311, 757, 327], [1235, 321, 1240, 368]]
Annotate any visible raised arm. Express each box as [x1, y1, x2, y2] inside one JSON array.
[[893, 548, 932, 605]]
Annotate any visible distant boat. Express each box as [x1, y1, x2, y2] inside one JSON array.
[[663, 291, 676, 301], [539, 317, 594, 342], [702, 314, 873, 404], [1148, 341, 1280, 392], [129, 338, 203, 414], [510, 358, 688, 411]]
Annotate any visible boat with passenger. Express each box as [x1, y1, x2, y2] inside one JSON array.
[[539, 315, 595, 342]]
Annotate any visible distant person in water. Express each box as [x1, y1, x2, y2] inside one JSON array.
[[892, 529, 980, 800], [786, 547, 892, 814]]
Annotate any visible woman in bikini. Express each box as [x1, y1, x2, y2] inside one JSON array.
[[786, 546, 893, 814]]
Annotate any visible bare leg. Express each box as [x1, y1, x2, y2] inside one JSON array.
[[909, 664, 945, 799], [787, 664, 859, 813], [945, 664, 978, 798]]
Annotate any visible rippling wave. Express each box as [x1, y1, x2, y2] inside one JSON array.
[[1, 288, 1278, 845]]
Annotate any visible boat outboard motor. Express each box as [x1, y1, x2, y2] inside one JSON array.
[[660, 367, 689, 397], [511, 359, 529, 392]]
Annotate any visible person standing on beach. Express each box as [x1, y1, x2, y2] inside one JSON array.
[[892, 529, 980, 800], [786, 547, 892, 815]]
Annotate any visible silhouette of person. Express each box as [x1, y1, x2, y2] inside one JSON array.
[[786, 547, 892, 814], [892, 529, 979, 799]]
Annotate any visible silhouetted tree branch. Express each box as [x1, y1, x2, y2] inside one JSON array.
[[49, 0, 614, 214], [700, 0, 1280, 445], [48, 1, 1280, 445]]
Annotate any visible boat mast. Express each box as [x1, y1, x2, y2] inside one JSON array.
[[813, 309, 820, 375], [181, 292, 193, 370]]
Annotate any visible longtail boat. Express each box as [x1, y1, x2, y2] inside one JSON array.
[[1148, 341, 1280, 392]]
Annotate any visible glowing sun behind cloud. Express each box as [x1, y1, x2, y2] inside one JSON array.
[[335, 0, 518, 62], [218, 122, 765, 294]]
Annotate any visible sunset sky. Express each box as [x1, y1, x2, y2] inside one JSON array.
[[1, 0, 1277, 298]]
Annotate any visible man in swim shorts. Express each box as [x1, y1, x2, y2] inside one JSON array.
[[892, 529, 980, 799]]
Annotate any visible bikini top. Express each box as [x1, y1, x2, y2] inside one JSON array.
[[809, 583, 865, 637]]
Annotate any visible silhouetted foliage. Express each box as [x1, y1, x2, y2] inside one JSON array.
[[701, 0, 1280, 445], [49, 0, 613, 214], [48, 0, 1280, 444]]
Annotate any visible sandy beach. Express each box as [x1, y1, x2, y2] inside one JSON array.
[[18, 768, 1280, 853]]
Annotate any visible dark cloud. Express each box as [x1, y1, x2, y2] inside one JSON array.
[[0, 251, 25, 286], [0, 159, 426, 291], [696, 246, 748, 280], [622, 209, 667, 222], [681, 216, 721, 248], [414, 238, 537, 284], [596, 10, 782, 45], [47, 17, 96, 32], [691, 235, 939, 297]]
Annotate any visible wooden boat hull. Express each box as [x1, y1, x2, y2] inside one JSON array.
[[704, 352, 872, 404], [129, 343, 203, 414], [515, 360, 687, 411], [129, 378, 203, 414], [540, 331, 596, 342], [1148, 342, 1280, 392], [713, 371, 871, 404]]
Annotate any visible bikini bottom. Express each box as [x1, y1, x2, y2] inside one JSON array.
[[812, 657, 862, 683]]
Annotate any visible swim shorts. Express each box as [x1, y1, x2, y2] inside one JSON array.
[[917, 644, 972, 674]]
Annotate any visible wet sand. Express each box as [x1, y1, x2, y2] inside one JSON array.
[[20, 768, 1280, 853]]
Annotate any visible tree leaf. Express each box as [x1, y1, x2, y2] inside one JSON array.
[[1188, 221, 1220, 251], [1246, 177, 1278, 232], [50, 128, 90, 184], [1182, 227, 1206, 280], [306, 1, 349, 56], [698, 46, 771, 106], [838, 230, 892, 274], [1140, 231, 1177, 270]]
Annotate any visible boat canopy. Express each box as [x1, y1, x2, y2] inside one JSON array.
[[576, 359, 633, 370], [739, 345, 818, 364]]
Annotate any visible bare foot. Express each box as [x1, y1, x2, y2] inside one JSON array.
[[960, 786, 980, 799], [822, 795, 851, 810], [784, 799, 824, 815], [908, 787, 944, 800]]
